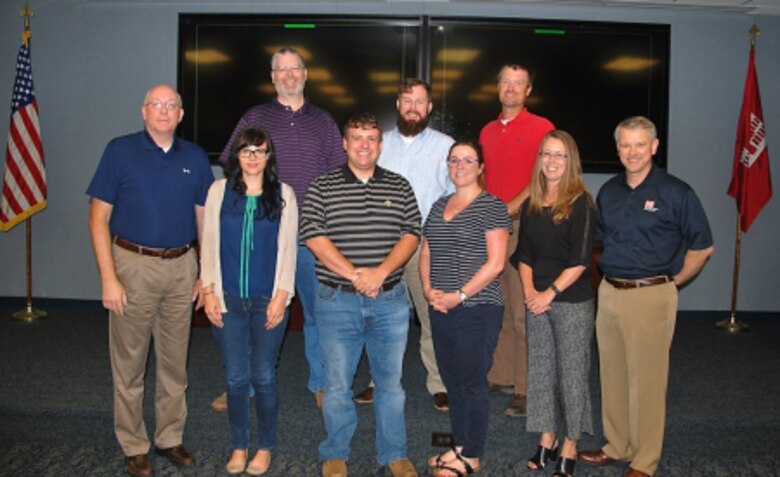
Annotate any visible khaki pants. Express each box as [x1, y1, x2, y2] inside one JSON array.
[[110, 245, 197, 456], [487, 218, 527, 394], [596, 279, 678, 476], [405, 247, 446, 395]]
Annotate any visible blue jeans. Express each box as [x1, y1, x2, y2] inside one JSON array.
[[212, 294, 288, 450], [431, 304, 503, 458], [297, 245, 324, 393], [315, 282, 410, 465]]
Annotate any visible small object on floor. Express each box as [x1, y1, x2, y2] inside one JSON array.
[[434, 451, 480, 476], [226, 449, 247, 475], [322, 458, 348, 477], [388, 457, 418, 477], [552, 456, 576, 476], [155, 444, 194, 466], [577, 449, 617, 466], [433, 392, 449, 412], [211, 391, 228, 412], [504, 393, 527, 417], [315, 389, 325, 411], [527, 441, 558, 470], [246, 449, 271, 476], [489, 383, 514, 394], [353, 385, 374, 404], [624, 468, 651, 477], [126, 454, 153, 477]]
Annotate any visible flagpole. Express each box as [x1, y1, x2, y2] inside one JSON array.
[[12, 218, 47, 322], [717, 24, 762, 333], [716, 213, 747, 332], [9, 2, 47, 323]]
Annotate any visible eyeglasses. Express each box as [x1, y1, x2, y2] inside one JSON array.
[[538, 151, 568, 161], [238, 146, 269, 159], [145, 101, 181, 111], [447, 157, 479, 166], [273, 65, 304, 75]]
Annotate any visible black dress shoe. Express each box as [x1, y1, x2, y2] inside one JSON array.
[[155, 444, 194, 466], [126, 454, 153, 477], [433, 392, 449, 412]]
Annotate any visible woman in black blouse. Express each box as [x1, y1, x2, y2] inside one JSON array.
[[511, 130, 596, 477]]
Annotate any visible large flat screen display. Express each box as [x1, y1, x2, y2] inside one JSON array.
[[179, 14, 669, 171]]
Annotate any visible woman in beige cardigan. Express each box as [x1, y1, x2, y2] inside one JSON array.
[[200, 127, 297, 476]]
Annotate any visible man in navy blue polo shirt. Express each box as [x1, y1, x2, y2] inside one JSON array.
[[579, 116, 713, 477], [87, 84, 214, 477]]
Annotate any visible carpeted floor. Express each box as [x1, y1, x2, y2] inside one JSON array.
[[0, 298, 778, 476]]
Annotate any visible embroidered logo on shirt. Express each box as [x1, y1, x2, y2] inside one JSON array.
[[644, 200, 658, 212], [384, 199, 392, 206], [182, 168, 191, 174]]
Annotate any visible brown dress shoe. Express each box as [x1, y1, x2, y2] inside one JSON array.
[[126, 454, 153, 477], [578, 449, 617, 466], [624, 468, 651, 477], [155, 444, 194, 466], [322, 458, 348, 477], [353, 386, 374, 404], [504, 393, 527, 417], [432, 392, 449, 412]]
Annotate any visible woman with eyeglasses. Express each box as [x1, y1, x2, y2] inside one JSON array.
[[200, 127, 297, 476], [513, 130, 596, 477], [420, 140, 511, 477]]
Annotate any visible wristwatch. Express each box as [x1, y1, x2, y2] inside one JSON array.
[[458, 288, 469, 304]]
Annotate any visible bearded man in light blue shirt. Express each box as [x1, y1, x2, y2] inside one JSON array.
[[353, 78, 455, 412]]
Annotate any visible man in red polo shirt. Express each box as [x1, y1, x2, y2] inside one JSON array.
[[479, 63, 554, 417]]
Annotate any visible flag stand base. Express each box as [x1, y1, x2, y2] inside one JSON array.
[[715, 314, 749, 333], [12, 305, 47, 322]]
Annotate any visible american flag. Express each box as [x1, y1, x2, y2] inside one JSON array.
[[0, 31, 46, 232]]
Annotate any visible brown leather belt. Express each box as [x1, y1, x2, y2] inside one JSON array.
[[113, 236, 195, 259], [321, 280, 401, 294], [605, 275, 672, 290]]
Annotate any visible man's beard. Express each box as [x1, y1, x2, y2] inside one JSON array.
[[397, 111, 429, 137]]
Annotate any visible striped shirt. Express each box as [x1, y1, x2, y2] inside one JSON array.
[[423, 191, 511, 306], [218, 98, 346, 213], [300, 165, 422, 286]]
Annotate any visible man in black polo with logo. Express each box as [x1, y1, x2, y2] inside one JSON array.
[[579, 116, 713, 477], [301, 113, 421, 477]]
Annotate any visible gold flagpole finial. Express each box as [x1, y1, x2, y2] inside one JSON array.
[[19, 2, 34, 47], [748, 24, 760, 47]]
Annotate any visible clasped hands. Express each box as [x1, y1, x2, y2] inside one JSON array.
[[350, 267, 387, 298], [424, 287, 461, 313], [525, 288, 554, 316]]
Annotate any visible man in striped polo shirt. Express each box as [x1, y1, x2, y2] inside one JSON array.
[[301, 113, 421, 477], [216, 47, 346, 412]]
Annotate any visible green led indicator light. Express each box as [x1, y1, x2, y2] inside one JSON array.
[[534, 29, 566, 35], [284, 23, 316, 29]]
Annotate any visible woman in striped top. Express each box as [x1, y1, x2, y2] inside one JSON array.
[[420, 140, 511, 477]]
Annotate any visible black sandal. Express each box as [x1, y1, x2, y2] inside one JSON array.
[[435, 451, 480, 476], [527, 442, 559, 470], [552, 456, 576, 477], [428, 446, 457, 468]]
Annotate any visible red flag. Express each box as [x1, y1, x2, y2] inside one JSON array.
[[0, 29, 46, 232], [727, 46, 771, 233]]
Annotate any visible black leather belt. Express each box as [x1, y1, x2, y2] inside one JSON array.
[[114, 236, 195, 259], [321, 280, 401, 293], [605, 275, 672, 289]]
